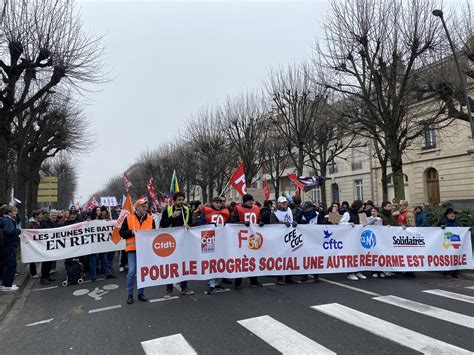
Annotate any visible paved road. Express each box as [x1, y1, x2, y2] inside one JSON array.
[[1, 260, 473, 354]]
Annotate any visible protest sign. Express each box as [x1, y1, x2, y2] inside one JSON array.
[[135, 224, 473, 288]]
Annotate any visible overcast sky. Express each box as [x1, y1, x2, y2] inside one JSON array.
[[74, 0, 330, 203]]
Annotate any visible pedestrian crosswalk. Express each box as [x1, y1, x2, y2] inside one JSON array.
[[140, 287, 474, 354]]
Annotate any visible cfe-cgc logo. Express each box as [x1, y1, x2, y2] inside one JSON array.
[[360, 230, 377, 249], [284, 229, 303, 252], [443, 232, 461, 250], [238, 230, 264, 250], [201, 230, 216, 253], [152, 233, 176, 257]]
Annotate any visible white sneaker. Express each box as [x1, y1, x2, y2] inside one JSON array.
[[380, 273, 385, 278], [1, 285, 19, 292], [372, 273, 378, 278], [32, 274, 40, 279], [346, 273, 359, 281], [119, 267, 125, 273], [355, 272, 367, 280], [383, 272, 393, 277], [49, 269, 57, 274]]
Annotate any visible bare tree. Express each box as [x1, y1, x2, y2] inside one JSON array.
[[0, 0, 104, 201], [41, 155, 78, 209], [317, 0, 456, 201], [220, 93, 267, 186]]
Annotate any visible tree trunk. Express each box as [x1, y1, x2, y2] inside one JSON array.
[[390, 148, 406, 202], [200, 184, 208, 203], [381, 163, 389, 202], [297, 145, 304, 176], [0, 132, 9, 203]]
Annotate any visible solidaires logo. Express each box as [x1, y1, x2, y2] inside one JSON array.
[[360, 230, 377, 249]]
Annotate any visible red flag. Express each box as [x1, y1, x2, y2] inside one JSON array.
[[111, 194, 133, 244], [263, 179, 270, 200], [230, 163, 247, 197], [123, 173, 133, 192], [147, 177, 159, 208], [288, 174, 304, 190], [86, 194, 99, 210]]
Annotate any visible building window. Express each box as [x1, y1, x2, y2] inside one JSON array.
[[386, 174, 409, 185], [354, 179, 363, 201], [311, 187, 322, 203], [351, 147, 363, 170], [422, 124, 436, 150]]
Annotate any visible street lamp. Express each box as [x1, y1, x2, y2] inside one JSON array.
[[432, 9, 474, 139]]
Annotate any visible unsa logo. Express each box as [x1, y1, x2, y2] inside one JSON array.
[[360, 230, 377, 249], [152, 233, 176, 257]]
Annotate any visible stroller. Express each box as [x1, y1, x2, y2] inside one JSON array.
[[62, 259, 84, 286]]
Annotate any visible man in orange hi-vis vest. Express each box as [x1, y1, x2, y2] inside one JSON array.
[[120, 198, 156, 305]]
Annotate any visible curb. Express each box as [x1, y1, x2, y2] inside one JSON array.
[[0, 265, 30, 322]]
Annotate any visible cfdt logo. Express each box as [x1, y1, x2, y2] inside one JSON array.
[[238, 230, 263, 250], [152, 233, 176, 257], [443, 232, 461, 250], [322, 230, 343, 250], [360, 230, 377, 249], [201, 230, 216, 253], [284, 229, 303, 252]]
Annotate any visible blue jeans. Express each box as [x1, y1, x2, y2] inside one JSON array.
[[127, 252, 144, 296], [89, 253, 112, 279], [2, 242, 17, 287]]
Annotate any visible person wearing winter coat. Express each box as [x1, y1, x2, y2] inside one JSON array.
[[1, 205, 22, 291]]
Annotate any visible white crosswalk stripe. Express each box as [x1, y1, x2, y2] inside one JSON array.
[[237, 315, 335, 354], [141, 333, 197, 355], [465, 286, 474, 290], [312, 303, 472, 354], [423, 289, 474, 304], [373, 295, 474, 329]]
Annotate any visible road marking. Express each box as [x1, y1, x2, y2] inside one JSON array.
[[237, 315, 335, 354], [312, 303, 471, 354], [319, 277, 380, 296], [466, 286, 474, 290], [88, 305, 122, 314], [374, 295, 474, 329], [26, 318, 54, 327], [141, 333, 197, 354], [83, 278, 105, 284], [262, 283, 276, 287], [32, 286, 58, 292], [423, 289, 474, 304], [149, 296, 179, 303]]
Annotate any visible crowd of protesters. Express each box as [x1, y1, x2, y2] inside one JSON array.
[[0, 193, 467, 298]]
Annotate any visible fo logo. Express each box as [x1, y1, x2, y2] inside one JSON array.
[[152, 233, 176, 257], [238, 230, 264, 250], [360, 230, 377, 249]]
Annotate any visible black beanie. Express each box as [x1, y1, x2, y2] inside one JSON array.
[[242, 194, 254, 203]]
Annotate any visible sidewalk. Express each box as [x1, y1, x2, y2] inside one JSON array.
[[0, 264, 30, 321]]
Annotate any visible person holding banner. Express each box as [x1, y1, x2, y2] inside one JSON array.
[[39, 210, 60, 285], [232, 194, 263, 289], [120, 198, 156, 304], [199, 196, 230, 295], [159, 192, 195, 298]]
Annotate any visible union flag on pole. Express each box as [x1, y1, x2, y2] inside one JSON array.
[[230, 163, 247, 197], [288, 174, 304, 196], [147, 177, 159, 208], [111, 194, 133, 244], [86, 195, 99, 210], [123, 173, 132, 192], [263, 179, 270, 200]]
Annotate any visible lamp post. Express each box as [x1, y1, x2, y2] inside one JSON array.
[[432, 9, 474, 139]]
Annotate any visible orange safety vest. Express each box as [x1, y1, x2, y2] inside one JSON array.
[[125, 213, 154, 252]]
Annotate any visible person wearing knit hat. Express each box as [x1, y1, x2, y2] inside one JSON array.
[[231, 193, 263, 289]]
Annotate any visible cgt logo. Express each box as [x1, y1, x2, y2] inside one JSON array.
[[238, 230, 263, 250], [201, 230, 216, 253], [323, 230, 343, 250], [443, 232, 461, 250], [360, 230, 377, 249], [152, 233, 176, 257]]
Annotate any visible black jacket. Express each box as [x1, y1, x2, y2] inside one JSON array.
[[260, 207, 272, 225], [40, 219, 60, 229]]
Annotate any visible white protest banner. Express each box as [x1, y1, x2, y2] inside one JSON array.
[[100, 196, 118, 207], [20, 220, 125, 262], [136, 224, 473, 288]]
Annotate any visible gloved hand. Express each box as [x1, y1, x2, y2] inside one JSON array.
[[292, 221, 298, 228], [259, 221, 264, 227], [244, 221, 250, 227], [440, 224, 446, 230], [285, 222, 291, 228]]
